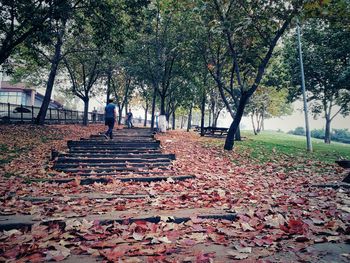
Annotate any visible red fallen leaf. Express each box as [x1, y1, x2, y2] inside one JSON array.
[[18, 253, 44, 263], [196, 251, 216, 263], [166, 230, 181, 242], [100, 246, 129, 260], [147, 256, 167, 262], [281, 219, 307, 235], [3, 246, 20, 259], [115, 205, 126, 211]]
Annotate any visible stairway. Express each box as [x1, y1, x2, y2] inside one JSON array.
[[51, 128, 193, 183]]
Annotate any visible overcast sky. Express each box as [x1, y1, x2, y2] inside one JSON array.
[[218, 101, 350, 132]]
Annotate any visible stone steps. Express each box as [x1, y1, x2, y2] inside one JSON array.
[[0, 208, 236, 231]]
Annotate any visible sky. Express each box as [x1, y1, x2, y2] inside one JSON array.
[[218, 101, 350, 132]]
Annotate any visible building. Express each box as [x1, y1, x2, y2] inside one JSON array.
[[0, 81, 63, 109]]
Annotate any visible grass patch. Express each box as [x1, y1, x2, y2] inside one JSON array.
[[203, 131, 350, 165]]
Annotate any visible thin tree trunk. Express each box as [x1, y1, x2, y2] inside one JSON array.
[[106, 71, 111, 105], [35, 30, 63, 125], [200, 90, 206, 136], [187, 104, 193, 132], [118, 108, 123, 125], [144, 104, 148, 127], [83, 98, 89, 126], [324, 117, 331, 144], [172, 110, 175, 130], [208, 112, 211, 128], [150, 83, 157, 130], [256, 112, 261, 133], [213, 113, 219, 128], [160, 95, 166, 115], [251, 114, 257, 135]]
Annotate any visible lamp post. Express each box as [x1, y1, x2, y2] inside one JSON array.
[[297, 18, 313, 152]]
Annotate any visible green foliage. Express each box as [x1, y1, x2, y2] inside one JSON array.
[[289, 127, 350, 144], [283, 19, 350, 116], [288, 126, 306, 136], [312, 128, 350, 144], [0, 0, 73, 65]]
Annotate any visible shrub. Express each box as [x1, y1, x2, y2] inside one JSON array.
[[288, 126, 305, 136]]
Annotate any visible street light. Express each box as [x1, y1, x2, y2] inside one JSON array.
[[296, 18, 313, 152]]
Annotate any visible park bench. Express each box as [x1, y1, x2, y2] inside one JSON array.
[[335, 159, 350, 183], [202, 126, 229, 136]]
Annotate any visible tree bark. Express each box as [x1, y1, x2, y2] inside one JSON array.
[[251, 114, 257, 135], [35, 30, 63, 125], [106, 71, 111, 105], [144, 104, 148, 127], [200, 90, 206, 136], [224, 94, 249, 150], [172, 110, 176, 130], [160, 95, 166, 115], [83, 98, 89, 126], [324, 117, 331, 144], [187, 104, 193, 132], [235, 125, 241, 141], [150, 82, 157, 130], [118, 107, 123, 125], [208, 112, 211, 128]]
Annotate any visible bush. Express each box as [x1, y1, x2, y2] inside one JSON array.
[[288, 126, 305, 136], [311, 128, 325, 140], [332, 129, 350, 144], [288, 127, 350, 144]]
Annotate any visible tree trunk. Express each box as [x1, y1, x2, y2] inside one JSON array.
[[187, 104, 193, 132], [208, 112, 211, 128], [213, 113, 219, 127], [150, 83, 157, 130], [106, 71, 111, 105], [256, 112, 261, 134], [251, 114, 257, 135], [125, 102, 128, 116], [200, 89, 206, 136], [83, 98, 89, 126], [324, 117, 331, 144], [144, 104, 148, 127], [118, 107, 123, 125], [224, 94, 249, 150], [160, 95, 166, 115], [172, 110, 175, 130], [235, 125, 241, 141], [35, 32, 63, 125]]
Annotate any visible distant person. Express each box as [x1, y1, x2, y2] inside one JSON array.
[[92, 107, 97, 123], [104, 99, 116, 139], [126, 109, 134, 128]]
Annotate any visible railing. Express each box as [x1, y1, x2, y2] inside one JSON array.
[[0, 102, 105, 124], [0, 102, 153, 126]]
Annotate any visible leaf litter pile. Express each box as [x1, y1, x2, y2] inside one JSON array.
[[0, 124, 349, 262]]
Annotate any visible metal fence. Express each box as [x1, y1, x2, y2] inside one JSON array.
[[0, 102, 105, 124], [0, 102, 155, 126]]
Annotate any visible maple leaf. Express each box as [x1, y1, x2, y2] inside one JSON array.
[[100, 247, 127, 260], [45, 245, 70, 261]]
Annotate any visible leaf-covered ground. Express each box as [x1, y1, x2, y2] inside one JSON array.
[[0, 124, 349, 262]]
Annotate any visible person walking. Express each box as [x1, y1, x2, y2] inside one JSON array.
[[126, 109, 134, 128], [104, 99, 116, 139]]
